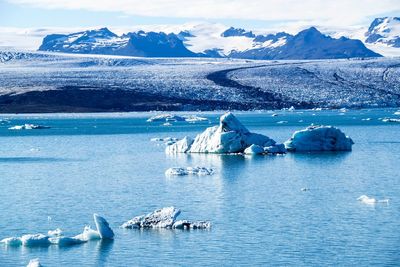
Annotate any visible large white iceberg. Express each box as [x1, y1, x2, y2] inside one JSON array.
[[166, 113, 275, 154], [284, 125, 354, 152], [122, 207, 210, 230]]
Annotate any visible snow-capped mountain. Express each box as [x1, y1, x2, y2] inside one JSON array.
[[39, 25, 381, 59], [39, 28, 198, 57], [365, 17, 400, 47], [231, 27, 381, 59]]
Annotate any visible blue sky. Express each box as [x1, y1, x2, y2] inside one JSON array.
[[1, 0, 399, 29]]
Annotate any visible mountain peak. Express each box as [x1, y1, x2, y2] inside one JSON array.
[[221, 27, 255, 38]]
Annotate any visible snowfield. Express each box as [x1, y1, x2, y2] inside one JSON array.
[[0, 50, 399, 112]]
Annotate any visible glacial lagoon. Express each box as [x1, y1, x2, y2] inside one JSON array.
[[0, 109, 399, 266]]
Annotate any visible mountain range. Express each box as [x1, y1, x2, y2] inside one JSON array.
[[38, 17, 400, 60]]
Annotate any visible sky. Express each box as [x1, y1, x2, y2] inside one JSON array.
[[1, 0, 399, 29], [0, 0, 399, 50]]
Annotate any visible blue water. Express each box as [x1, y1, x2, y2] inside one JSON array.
[[0, 109, 399, 266]]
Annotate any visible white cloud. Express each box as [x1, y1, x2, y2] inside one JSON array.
[[7, 0, 400, 26]]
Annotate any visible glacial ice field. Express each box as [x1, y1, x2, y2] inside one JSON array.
[[0, 109, 399, 266], [0, 51, 400, 112]]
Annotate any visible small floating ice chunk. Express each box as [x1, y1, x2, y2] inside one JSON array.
[[47, 228, 62, 236], [184, 115, 208, 123], [21, 234, 50, 247], [361, 118, 372, 121], [244, 144, 264, 155], [166, 136, 194, 154], [9, 124, 50, 130], [172, 220, 211, 230], [301, 188, 309, 192], [93, 214, 114, 239], [1, 237, 22, 246], [264, 144, 286, 154], [382, 118, 400, 123], [271, 113, 278, 117], [357, 195, 389, 205], [163, 122, 172, 126], [284, 125, 354, 152], [122, 207, 181, 229], [394, 110, 400, 115], [147, 114, 186, 122], [339, 108, 347, 113], [51, 236, 86, 246], [276, 120, 288, 124], [73, 226, 100, 241], [165, 167, 214, 176], [27, 258, 42, 267]]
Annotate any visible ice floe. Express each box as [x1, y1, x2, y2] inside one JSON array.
[[382, 118, 400, 123], [1, 214, 112, 247], [27, 258, 42, 267], [147, 114, 208, 123], [244, 144, 264, 155], [264, 144, 287, 154], [166, 113, 275, 154], [165, 167, 214, 176], [284, 125, 354, 152], [357, 195, 389, 205], [122, 207, 210, 230], [8, 124, 50, 130]]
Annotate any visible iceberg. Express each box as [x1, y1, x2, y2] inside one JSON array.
[[73, 226, 101, 241], [244, 144, 264, 155], [147, 114, 186, 122], [21, 234, 51, 247], [357, 195, 389, 205], [8, 124, 50, 130], [284, 125, 354, 152], [93, 214, 114, 239], [27, 258, 42, 267], [165, 167, 214, 176], [122, 207, 181, 229], [122, 207, 211, 230], [47, 228, 62, 236], [172, 220, 211, 230], [1, 214, 112, 248], [1, 237, 22, 246], [147, 114, 208, 123], [382, 118, 400, 123], [264, 144, 287, 154], [166, 113, 275, 154], [166, 137, 193, 154]]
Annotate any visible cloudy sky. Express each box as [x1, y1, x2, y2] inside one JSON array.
[[0, 0, 399, 49], [1, 0, 399, 28]]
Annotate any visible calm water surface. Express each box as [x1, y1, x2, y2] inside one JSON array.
[[0, 109, 399, 266]]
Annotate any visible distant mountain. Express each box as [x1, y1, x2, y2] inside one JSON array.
[[365, 17, 400, 47], [39, 26, 381, 59], [231, 27, 381, 59], [39, 28, 198, 57], [221, 27, 255, 38]]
